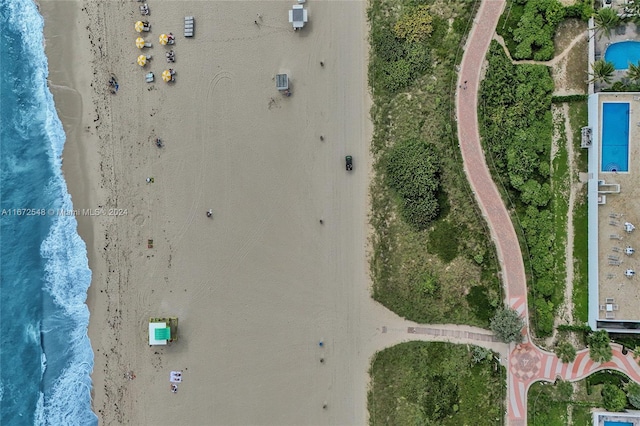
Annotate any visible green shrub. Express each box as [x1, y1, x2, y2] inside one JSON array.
[[490, 307, 524, 343], [625, 382, 640, 409], [479, 41, 561, 338], [564, 0, 594, 21], [602, 384, 628, 412], [555, 341, 577, 363], [551, 94, 589, 103], [513, 0, 566, 60], [386, 137, 441, 230]]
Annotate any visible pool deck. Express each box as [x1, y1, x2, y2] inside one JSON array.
[[594, 410, 640, 426], [597, 93, 640, 323]]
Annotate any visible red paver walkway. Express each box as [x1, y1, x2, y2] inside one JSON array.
[[457, 1, 640, 424]]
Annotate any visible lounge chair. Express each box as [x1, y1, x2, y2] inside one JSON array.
[[140, 4, 150, 15], [184, 16, 195, 37], [146, 72, 154, 83]]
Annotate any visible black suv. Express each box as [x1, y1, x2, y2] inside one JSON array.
[[345, 156, 353, 171]]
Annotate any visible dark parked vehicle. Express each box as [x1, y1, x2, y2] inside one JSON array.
[[345, 155, 353, 171]]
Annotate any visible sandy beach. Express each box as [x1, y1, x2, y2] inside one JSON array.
[[42, 0, 509, 424], [41, 0, 387, 424]]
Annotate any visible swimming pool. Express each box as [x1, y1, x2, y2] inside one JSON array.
[[601, 102, 630, 173], [604, 421, 633, 426], [605, 40, 640, 69]]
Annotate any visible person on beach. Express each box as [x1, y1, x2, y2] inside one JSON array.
[[206, 209, 213, 218]]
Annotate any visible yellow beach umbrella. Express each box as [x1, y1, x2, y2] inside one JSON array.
[[162, 70, 173, 82], [137, 55, 147, 67], [135, 21, 145, 33], [136, 37, 145, 49], [159, 34, 168, 46]]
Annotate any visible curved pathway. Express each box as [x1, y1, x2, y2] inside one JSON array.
[[456, 1, 640, 424]]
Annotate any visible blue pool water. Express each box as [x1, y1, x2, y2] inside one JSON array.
[[604, 421, 633, 426], [605, 40, 640, 69], [601, 102, 630, 172], [0, 0, 96, 424]]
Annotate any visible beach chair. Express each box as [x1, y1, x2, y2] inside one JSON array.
[[184, 16, 195, 37], [146, 72, 154, 83], [140, 4, 150, 15], [148, 239, 154, 249]]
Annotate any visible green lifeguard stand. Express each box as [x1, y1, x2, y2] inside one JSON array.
[[149, 317, 178, 345]]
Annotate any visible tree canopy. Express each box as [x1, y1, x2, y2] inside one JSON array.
[[592, 8, 621, 40], [587, 330, 613, 363], [555, 341, 577, 364], [589, 60, 615, 85], [625, 381, 640, 409], [602, 383, 627, 412], [490, 307, 524, 343]]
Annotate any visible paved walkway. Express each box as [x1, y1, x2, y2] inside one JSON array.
[[456, 1, 640, 425]]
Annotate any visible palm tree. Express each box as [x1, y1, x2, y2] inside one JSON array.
[[628, 61, 640, 83], [592, 8, 621, 40], [589, 59, 615, 85]]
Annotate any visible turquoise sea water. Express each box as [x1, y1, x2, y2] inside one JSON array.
[[0, 0, 96, 424]]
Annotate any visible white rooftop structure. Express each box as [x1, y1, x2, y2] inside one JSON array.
[[289, 5, 308, 29], [149, 322, 169, 345]]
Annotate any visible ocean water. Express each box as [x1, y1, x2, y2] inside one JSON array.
[[0, 0, 97, 424]]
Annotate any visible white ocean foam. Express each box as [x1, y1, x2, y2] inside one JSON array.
[[2, 0, 96, 424], [34, 392, 44, 426]]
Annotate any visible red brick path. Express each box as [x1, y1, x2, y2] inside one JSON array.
[[456, 1, 640, 423]]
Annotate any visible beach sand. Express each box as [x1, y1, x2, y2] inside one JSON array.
[[40, 0, 391, 424]]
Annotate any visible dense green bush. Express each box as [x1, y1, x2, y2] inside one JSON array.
[[490, 307, 525, 343], [480, 41, 557, 337], [551, 94, 589, 103], [625, 382, 640, 409], [368, 6, 434, 95], [386, 137, 441, 230], [564, 0, 594, 21], [602, 384, 628, 412], [555, 341, 577, 363], [512, 0, 566, 60]]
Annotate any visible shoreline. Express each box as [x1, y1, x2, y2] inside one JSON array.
[[41, 1, 379, 424], [40, 0, 106, 411]]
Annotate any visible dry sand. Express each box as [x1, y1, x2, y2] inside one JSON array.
[[41, 1, 508, 424], [43, 0, 381, 424]]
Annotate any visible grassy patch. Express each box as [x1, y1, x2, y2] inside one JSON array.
[[368, 342, 505, 426], [368, 0, 502, 327], [551, 108, 569, 309], [569, 101, 589, 322], [496, 0, 525, 57], [564, 36, 589, 94], [528, 379, 600, 425]]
